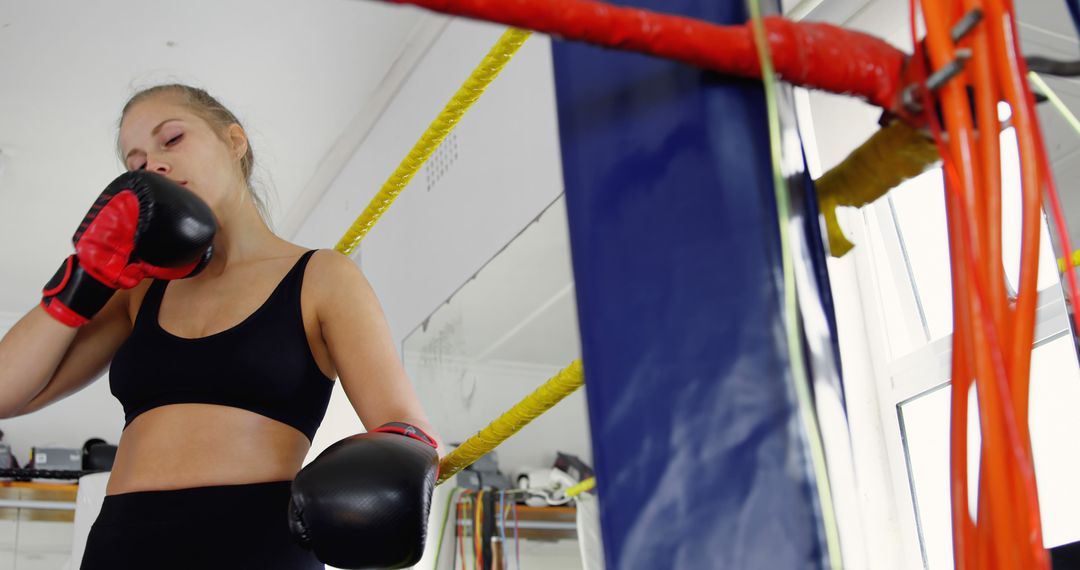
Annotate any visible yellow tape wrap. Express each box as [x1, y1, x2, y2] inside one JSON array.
[[437, 359, 585, 486], [565, 476, 596, 498], [816, 121, 939, 257], [334, 28, 533, 255]]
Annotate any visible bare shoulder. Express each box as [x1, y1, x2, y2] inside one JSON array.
[[303, 250, 374, 312], [305, 249, 365, 285]]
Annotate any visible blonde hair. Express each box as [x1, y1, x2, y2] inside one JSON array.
[[119, 84, 272, 224]]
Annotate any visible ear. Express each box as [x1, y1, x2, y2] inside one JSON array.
[[226, 123, 249, 160]]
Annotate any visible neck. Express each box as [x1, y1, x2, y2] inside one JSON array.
[[201, 186, 284, 278]]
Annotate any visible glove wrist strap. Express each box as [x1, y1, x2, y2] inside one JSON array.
[[41, 256, 116, 327], [373, 422, 437, 449]]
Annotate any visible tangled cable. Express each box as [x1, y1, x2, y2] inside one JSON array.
[[911, 1, 1080, 567]]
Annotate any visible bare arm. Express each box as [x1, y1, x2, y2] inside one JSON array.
[[311, 251, 442, 450], [0, 287, 135, 418]]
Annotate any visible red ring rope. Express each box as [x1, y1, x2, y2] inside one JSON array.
[[387, 0, 915, 119]]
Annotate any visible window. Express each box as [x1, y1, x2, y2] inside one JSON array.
[[842, 127, 1080, 568]]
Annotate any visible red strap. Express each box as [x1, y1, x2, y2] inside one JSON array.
[[373, 422, 438, 449], [139, 256, 203, 280], [41, 256, 74, 297], [40, 298, 88, 328]]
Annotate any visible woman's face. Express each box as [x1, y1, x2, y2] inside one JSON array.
[[118, 94, 246, 214]]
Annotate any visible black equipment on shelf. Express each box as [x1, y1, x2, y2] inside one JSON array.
[[0, 468, 98, 482]]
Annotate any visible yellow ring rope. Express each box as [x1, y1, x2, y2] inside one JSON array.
[[1059, 251, 1080, 274], [334, 28, 533, 255], [437, 359, 584, 485]]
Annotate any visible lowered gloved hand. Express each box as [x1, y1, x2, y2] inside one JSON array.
[[41, 171, 216, 327], [288, 422, 439, 569]]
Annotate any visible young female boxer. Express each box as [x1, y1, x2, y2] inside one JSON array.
[[0, 84, 440, 569]]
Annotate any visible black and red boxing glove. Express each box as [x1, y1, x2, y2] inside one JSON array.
[[288, 422, 439, 569], [41, 171, 216, 327]]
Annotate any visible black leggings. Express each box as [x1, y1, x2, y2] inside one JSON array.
[[80, 480, 324, 570]]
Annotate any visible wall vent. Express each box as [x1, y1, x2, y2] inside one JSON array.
[[425, 131, 459, 192]]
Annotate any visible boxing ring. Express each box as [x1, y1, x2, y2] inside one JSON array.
[[325, 0, 1072, 567]]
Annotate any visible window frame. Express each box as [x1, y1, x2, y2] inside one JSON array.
[[836, 179, 1076, 568]]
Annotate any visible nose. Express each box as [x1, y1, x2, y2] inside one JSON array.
[[145, 156, 170, 175]]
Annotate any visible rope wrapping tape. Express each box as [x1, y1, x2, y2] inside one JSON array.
[[437, 359, 584, 485], [816, 120, 939, 257], [385, 0, 909, 117], [334, 28, 532, 255], [565, 476, 596, 498]]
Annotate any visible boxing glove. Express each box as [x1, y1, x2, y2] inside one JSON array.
[[288, 422, 439, 569], [41, 171, 216, 327]]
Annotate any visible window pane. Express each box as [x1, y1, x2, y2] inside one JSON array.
[[888, 169, 950, 341], [861, 205, 919, 360], [898, 383, 978, 570], [899, 334, 1080, 568], [887, 128, 1061, 347], [999, 128, 1061, 295]]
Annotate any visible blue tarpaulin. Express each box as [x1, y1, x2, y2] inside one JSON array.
[[552, 1, 838, 567]]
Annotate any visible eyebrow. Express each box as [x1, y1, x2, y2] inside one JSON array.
[[123, 118, 182, 161]]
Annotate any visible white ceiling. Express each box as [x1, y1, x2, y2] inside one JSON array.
[[0, 0, 439, 315]]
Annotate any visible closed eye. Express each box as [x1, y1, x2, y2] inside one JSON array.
[[165, 133, 183, 146]]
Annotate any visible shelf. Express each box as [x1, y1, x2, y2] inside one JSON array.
[[0, 483, 78, 493], [456, 503, 577, 542], [0, 487, 77, 521]]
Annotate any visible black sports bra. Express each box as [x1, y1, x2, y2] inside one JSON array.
[[109, 250, 334, 441]]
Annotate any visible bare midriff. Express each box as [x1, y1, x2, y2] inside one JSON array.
[[104, 403, 312, 496]]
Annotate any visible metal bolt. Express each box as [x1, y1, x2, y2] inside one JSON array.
[[951, 9, 984, 43]]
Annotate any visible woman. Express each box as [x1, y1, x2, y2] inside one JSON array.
[[0, 84, 439, 569]]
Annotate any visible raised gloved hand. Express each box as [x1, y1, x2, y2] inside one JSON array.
[[288, 422, 439, 569], [41, 171, 216, 327]]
